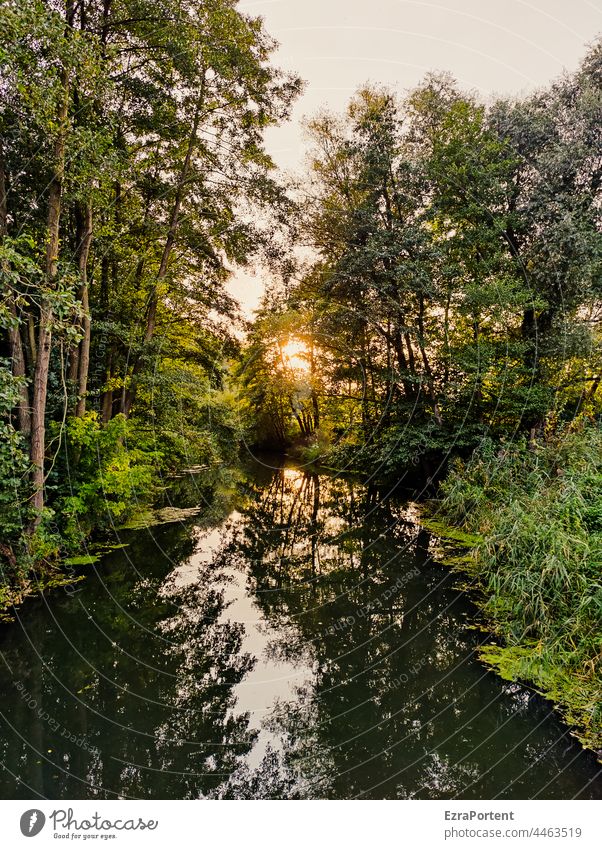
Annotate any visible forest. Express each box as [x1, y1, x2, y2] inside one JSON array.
[[0, 0, 300, 581], [1, 0, 601, 762]]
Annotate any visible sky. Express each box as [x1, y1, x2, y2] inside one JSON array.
[[228, 0, 602, 316]]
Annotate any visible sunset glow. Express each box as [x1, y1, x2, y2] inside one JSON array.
[[281, 339, 310, 373]]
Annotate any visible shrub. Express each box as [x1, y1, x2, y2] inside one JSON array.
[[53, 413, 158, 544]]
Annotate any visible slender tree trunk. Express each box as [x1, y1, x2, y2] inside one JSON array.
[[100, 0, 112, 54], [27, 314, 37, 369], [97, 248, 115, 421], [309, 475, 320, 575], [419, 346, 443, 426], [75, 202, 93, 416], [8, 303, 31, 435], [30, 68, 69, 523], [68, 341, 79, 386], [67, 201, 92, 393], [143, 95, 204, 346], [31, 311, 53, 518], [392, 328, 416, 400], [0, 142, 31, 435], [122, 86, 205, 418], [404, 332, 416, 375], [101, 367, 114, 423], [309, 339, 320, 431]]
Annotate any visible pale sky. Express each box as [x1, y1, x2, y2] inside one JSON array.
[[229, 0, 602, 316]]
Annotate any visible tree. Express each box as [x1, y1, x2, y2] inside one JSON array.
[[245, 42, 602, 471], [0, 0, 301, 532]]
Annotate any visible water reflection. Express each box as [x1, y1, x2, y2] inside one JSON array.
[[0, 462, 600, 799]]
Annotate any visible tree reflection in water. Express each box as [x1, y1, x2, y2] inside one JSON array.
[[0, 475, 255, 800], [0, 462, 600, 799], [212, 464, 602, 800]]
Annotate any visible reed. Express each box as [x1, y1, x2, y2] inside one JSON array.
[[439, 427, 602, 754]]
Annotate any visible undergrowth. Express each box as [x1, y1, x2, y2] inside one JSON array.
[[436, 425, 602, 755]]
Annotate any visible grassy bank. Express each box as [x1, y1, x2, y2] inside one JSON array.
[[435, 426, 602, 755]]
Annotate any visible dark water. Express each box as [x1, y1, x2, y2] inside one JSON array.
[[0, 460, 600, 800]]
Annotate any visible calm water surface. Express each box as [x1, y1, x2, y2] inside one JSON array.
[[0, 460, 600, 799]]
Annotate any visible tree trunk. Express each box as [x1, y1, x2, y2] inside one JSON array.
[[392, 329, 416, 400], [122, 90, 205, 418], [75, 202, 93, 416], [30, 68, 69, 523], [143, 94, 204, 347], [417, 295, 443, 426], [0, 142, 31, 435], [8, 303, 31, 436], [67, 202, 92, 392], [27, 314, 37, 370], [101, 389, 113, 424], [309, 339, 320, 430]]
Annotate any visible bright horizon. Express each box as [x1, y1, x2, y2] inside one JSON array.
[[228, 0, 602, 316]]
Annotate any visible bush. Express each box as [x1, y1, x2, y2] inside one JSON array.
[[52, 412, 158, 544], [0, 363, 32, 588]]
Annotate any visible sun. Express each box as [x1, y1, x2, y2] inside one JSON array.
[[281, 338, 310, 373]]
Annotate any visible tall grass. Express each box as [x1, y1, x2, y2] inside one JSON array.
[[439, 427, 602, 753]]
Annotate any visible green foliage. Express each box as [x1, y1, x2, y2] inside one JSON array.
[[244, 45, 602, 481], [0, 361, 29, 540], [438, 426, 602, 751], [238, 308, 322, 448], [0, 0, 300, 612], [52, 413, 158, 544], [132, 357, 243, 470]]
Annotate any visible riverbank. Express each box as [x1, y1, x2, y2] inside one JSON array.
[[3, 425, 601, 765], [433, 426, 602, 757], [0, 410, 239, 621], [0, 459, 599, 799]]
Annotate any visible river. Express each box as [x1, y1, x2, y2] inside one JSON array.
[[0, 459, 600, 799]]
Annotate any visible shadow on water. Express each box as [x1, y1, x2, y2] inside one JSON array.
[[0, 459, 600, 799]]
